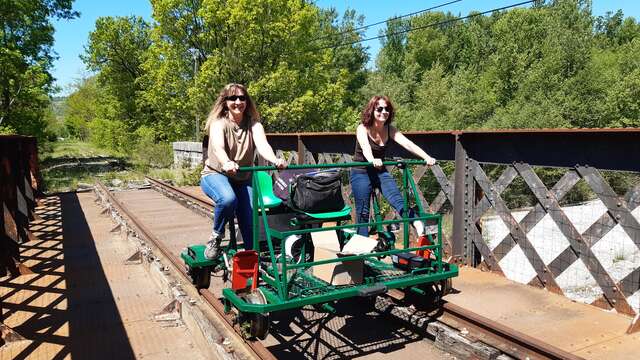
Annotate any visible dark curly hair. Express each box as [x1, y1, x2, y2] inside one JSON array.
[[361, 95, 394, 127]]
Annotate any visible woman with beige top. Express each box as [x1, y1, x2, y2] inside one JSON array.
[[201, 83, 286, 259]]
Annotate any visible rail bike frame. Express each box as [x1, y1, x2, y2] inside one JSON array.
[[220, 160, 458, 314]]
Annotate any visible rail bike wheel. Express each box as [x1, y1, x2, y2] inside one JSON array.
[[187, 265, 211, 289], [432, 277, 452, 304], [238, 288, 270, 340]]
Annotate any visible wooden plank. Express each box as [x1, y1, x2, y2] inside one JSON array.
[[473, 162, 563, 294], [515, 163, 635, 316], [492, 170, 580, 263]]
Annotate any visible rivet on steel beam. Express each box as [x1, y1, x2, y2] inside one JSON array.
[[542, 279, 547, 284], [613, 287, 618, 292], [543, 268, 547, 273], [546, 194, 550, 199], [612, 299, 617, 304], [616, 214, 621, 220], [617, 202, 622, 207]]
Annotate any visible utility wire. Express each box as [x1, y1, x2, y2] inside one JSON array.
[[304, 0, 537, 53], [309, 0, 463, 44]]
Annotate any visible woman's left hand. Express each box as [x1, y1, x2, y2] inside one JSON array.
[[274, 158, 287, 169], [424, 156, 436, 166]]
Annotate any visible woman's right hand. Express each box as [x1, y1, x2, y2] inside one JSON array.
[[372, 158, 384, 169], [222, 160, 239, 175]]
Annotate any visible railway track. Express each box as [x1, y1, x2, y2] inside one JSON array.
[[94, 180, 276, 360], [96, 177, 580, 360]]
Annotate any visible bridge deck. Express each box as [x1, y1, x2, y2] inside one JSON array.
[[448, 267, 640, 359]]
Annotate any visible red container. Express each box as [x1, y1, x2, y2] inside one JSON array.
[[232, 250, 259, 291], [416, 234, 432, 259]]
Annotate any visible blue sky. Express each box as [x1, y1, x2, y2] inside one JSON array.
[[51, 0, 640, 95]]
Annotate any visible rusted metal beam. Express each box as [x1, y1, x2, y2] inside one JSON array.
[[451, 135, 468, 264], [459, 130, 640, 172]]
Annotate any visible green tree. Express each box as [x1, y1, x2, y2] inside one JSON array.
[[81, 16, 152, 131], [0, 0, 78, 138]]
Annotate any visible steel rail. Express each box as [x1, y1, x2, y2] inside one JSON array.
[[94, 181, 275, 360], [145, 176, 586, 360], [145, 176, 213, 209], [441, 302, 583, 360]]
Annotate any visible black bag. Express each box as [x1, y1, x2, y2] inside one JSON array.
[[289, 170, 345, 213]]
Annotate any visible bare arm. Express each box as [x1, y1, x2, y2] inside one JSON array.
[[390, 126, 436, 165], [252, 122, 286, 168]]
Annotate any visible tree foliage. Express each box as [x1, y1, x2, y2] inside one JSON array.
[[70, 0, 369, 151], [0, 0, 78, 139], [62, 0, 640, 154], [368, 0, 640, 131]]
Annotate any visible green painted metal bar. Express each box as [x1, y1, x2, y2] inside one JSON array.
[[222, 264, 458, 313], [254, 178, 285, 299], [238, 160, 427, 172], [407, 169, 427, 216], [371, 193, 384, 234], [402, 166, 410, 249], [437, 217, 443, 271], [287, 244, 440, 270], [251, 175, 259, 251], [278, 215, 439, 238]]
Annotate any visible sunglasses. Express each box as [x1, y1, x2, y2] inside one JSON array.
[[225, 95, 247, 102], [375, 106, 390, 113]]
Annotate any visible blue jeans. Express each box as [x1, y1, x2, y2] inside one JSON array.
[[200, 173, 254, 250], [350, 168, 414, 236]]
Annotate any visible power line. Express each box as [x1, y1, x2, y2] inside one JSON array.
[[309, 0, 463, 44], [304, 0, 537, 53]]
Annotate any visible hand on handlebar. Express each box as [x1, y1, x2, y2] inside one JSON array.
[[424, 156, 436, 166], [372, 158, 384, 169], [274, 158, 287, 170], [222, 160, 239, 175]]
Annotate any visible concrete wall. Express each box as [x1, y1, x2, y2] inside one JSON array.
[[172, 141, 203, 169]]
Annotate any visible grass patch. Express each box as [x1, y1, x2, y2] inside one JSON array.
[[40, 140, 201, 193]]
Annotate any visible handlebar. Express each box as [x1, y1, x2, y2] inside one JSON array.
[[237, 159, 427, 172]]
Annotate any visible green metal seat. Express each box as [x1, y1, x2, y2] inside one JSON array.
[[298, 205, 351, 219], [256, 171, 283, 209]]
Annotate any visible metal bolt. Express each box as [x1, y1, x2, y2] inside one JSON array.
[[546, 194, 550, 199], [616, 214, 621, 220], [543, 268, 547, 273], [612, 299, 617, 304], [613, 287, 618, 292], [617, 202, 622, 207]]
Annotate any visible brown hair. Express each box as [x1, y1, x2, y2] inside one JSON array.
[[204, 83, 260, 132], [361, 95, 394, 127]]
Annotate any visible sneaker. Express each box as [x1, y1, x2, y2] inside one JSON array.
[[412, 220, 425, 235], [204, 233, 222, 260]]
